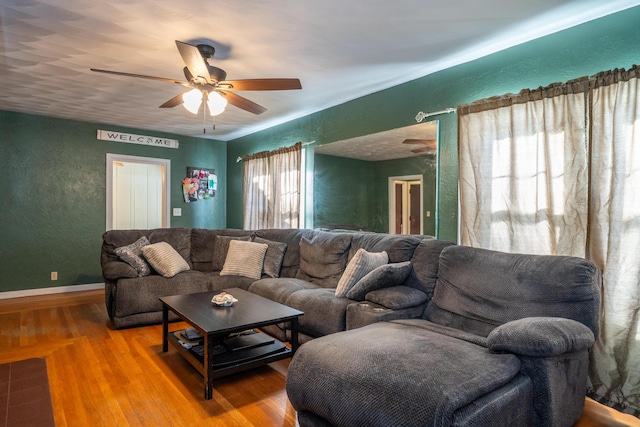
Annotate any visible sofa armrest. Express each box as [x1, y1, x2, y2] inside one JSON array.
[[102, 260, 137, 281], [487, 317, 595, 357], [365, 285, 428, 310]]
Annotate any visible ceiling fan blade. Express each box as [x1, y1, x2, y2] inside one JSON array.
[[90, 68, 188, 85], [175, 40, 212, 83], [218, 90, 267, 115], [402, 139, 437, 145], [219, 78, 302, 91], [159, 92, 187, 108]]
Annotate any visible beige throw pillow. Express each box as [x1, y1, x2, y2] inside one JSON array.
[[335, 248, 389, 297], [220, 240, 268, 280], [141, 242, 190, 278]]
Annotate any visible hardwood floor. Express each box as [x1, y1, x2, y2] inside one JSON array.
[[0, 289, 638, 427]]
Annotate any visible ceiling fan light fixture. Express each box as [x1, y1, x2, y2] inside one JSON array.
[[182, 88, 203, 114], [207, 91, 228, 116]]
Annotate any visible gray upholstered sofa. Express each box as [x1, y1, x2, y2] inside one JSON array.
[[286, 245, 601, 427], [101, 227, 452, 337]]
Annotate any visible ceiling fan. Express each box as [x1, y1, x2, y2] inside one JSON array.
[[402, 138, 437, 154], [91, 40, 302, 117]]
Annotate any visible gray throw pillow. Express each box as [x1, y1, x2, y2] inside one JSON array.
[[114, 236, 151, 277], [211, 235, 251, 271], [253, 237, 288, 278], [335, 248, 388, 298], [345, 261, 412, 301]]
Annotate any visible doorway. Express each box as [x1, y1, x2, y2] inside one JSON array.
[[389, 175, 423, 235], [106, 154, 170, 230]]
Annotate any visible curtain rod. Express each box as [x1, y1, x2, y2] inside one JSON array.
[[415, 107, 456, 123], [236, 141, 315, 162]]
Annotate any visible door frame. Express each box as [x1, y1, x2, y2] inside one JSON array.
[[106, 153, 171, 230], [388, 174, 423, 235]]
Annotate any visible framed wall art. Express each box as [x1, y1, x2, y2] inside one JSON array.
[[183, 167, 217, 202]]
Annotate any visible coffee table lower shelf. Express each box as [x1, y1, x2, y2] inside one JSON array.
[[167, 331, 292, 380]]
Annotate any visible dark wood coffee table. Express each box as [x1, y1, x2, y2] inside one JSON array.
[[160, 287, 303, 399]]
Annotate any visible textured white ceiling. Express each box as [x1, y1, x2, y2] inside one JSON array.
[[1, 0, 639, 142], [315, 121, 438, 161]]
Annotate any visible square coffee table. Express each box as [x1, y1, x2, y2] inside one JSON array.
[[160, 287, 303, 399]]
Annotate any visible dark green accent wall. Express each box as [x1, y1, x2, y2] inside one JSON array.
[[314, 154, 374, 230], [0, 111, 226, 293], [226, 6, 640, 241]]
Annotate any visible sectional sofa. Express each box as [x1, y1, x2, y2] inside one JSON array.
[[100, 227, 451, 341], [101, 227, 601, 426]]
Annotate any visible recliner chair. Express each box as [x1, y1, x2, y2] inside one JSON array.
[[286, 245, 601, 427]]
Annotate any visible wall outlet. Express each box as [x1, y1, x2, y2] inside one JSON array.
[[173, 208, 182, 216], [51, 271, 58, 281], [426, 210, 431, 217]]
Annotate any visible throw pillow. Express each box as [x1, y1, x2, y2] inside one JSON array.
[[211, 235, 252, 271], [114, 236, 151, 277], [141, 242, 190, 278], [253, 237, 288, 278], [345, 261, 412, 301], [220, 240, 269, 280], [335, 249, 388, 297]]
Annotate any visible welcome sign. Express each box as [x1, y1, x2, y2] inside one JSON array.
[[97, 130, 179, 149]]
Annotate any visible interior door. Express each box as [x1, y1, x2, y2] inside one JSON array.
[[389, 175, 423, 235], [106, 154, 170, 230], [409, 181, 421, 234]]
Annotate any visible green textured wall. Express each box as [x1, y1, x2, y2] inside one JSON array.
[[0, 111, 226, 293], [226, 6, 640, 242], [314, 154, 374, 230]]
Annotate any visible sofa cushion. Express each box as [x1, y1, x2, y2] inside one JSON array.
[[335, 249, 388, 298], [296, 231, 352, 288], [285, 288, 352, 337], [349, 233, 424, 263], [286, 321, 522, 427], [430, 245, 601, 337], [211, 235, 252, 271], [345, 261, 412, 301], [114, 270, 211, 317], [220, 240, 268, 280], [142, 242, 190, 278], [249, 277, 319, 305], [365, 285, 428, 310], [114, 236, 151, 277], [403, 239, 456, 297], [253, 237, 287, 278], [102, 260, 137, 281]]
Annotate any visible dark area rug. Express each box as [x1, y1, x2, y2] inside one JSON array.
[[0, 358, 55, 427]]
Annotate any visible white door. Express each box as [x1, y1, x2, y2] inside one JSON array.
[[106, 154, 170, 230]]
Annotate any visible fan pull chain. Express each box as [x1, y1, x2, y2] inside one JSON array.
[[203, 103, 206, 134]]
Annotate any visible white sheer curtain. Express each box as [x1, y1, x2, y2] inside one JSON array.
[[242, 142, 301, 230], [458, 80, 590, 256], [588, 66, 640, 413], [458, 68, 640, 414]]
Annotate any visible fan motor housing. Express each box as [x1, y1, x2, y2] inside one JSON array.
[[208, 66, 227, 82]]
